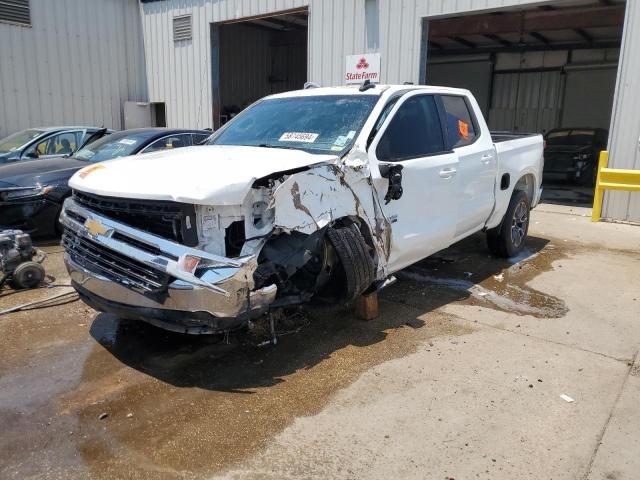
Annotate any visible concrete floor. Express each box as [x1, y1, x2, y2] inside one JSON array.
[[0, 203, 638, 480]]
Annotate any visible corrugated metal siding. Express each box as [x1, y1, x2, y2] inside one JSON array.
[[603, 0, 640, 222], [488, 71, 562, 132], [308, 0, 366, 87], [140, 0, 309, 129], [0, 0, 147, 138]]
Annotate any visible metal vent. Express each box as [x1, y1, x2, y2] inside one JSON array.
[[0, 0, 31, 26], [173, 14, 192, 41]]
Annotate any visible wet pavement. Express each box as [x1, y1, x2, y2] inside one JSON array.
[[1, 207, 639, 479]]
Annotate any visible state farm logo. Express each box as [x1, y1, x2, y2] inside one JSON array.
[[345, 53, 380, 84], [356, 57, 369, 70]]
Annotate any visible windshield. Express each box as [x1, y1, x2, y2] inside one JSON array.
[[546, 129, 596, 147], [208, 95, 380, 154], [0, 129, 44, 153], [75, 132, 148, 162]]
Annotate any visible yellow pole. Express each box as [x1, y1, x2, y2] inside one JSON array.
[[592, 150, 609, 222]]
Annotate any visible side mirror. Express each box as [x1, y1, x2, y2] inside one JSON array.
[[378, 163, 404, 204], [6, 152, 21, 162]]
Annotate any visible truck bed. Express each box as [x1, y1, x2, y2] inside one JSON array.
[[491, 131, 540, 143]]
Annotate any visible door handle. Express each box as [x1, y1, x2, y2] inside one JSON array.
[[439, 167, 457, 178], [481, 154, 494, 164]]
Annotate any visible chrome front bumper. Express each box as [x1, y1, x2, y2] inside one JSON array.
[[61, 198, 277, 333]]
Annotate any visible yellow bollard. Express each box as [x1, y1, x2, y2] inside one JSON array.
[[592, 150, 609, 222]]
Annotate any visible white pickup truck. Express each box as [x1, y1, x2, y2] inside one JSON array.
[[61, 84, 543, 334]]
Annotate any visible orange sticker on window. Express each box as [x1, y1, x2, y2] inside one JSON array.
[[458, 120, 470, 140]]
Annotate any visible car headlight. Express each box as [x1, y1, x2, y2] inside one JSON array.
[[0, 185, 53, 201]]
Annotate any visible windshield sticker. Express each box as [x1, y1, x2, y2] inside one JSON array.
[[458, 120, 470, 140], [333, 135, 348, 147], [118, 138, 137, 145], [279, 132, 319, 143], [331, 145, 343, 151], [346, 130, 356, 140]]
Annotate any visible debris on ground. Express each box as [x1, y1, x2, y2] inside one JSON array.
[[560, 394, 575, 403]]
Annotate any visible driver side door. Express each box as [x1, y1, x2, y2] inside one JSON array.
[[369, 93, 459, 273]]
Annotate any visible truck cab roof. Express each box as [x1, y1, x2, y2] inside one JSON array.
[[265, 84, 473, 100]]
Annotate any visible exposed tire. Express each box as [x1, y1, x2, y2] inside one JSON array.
[[486, 190, 530, 258], [12, 261, 45, 289], [325, 225, 375, 301]]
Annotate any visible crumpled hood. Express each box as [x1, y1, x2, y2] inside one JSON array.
[[69, 145, 338, 205]]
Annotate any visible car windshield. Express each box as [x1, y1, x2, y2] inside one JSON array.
[[546, 129, 596, 147], [0, 129, 45, 153], [208, 95, 380, 154], [75, 131, 151, 162]]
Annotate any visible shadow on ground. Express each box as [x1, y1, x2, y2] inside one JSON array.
[[62, 231, 567, 478], [88, 233, 554, 393]]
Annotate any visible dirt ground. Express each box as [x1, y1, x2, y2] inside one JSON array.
[[0, 204, 639, 480]]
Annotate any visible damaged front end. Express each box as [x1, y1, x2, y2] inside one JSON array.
[[61, 155, 390, 334]]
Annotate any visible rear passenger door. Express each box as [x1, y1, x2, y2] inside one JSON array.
[[440, 94, 497, 238], [370, 92, 459, 272]]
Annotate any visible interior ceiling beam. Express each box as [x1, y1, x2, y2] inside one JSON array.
[[429, 39, 620, 56], [452, 36, 476, 48], [428, 5, 624, 38], [529, 31, 550, 45], [483, 33, 512, 46], [575, 28, 594, 43]]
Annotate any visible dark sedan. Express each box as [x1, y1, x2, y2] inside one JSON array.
[[0, 127, 110, 164], [543, 128, 608, 187], [0, 128, 210, 236]]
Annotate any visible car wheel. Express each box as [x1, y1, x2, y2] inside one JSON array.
[[325, 225, 375, 301], [486, 190, 530, 258]]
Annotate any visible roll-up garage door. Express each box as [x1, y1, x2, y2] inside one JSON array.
[[561, 66, 618, 129], [488, 71, 563, 133]]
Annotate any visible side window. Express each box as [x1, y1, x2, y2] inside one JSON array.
[[24, 131, 80, 158], [192, 133, 209, 145], [144, 134, 192, 153], [367, 96, 400, 149], [376, 95, 445, 162], [441, 95, 478, 148]]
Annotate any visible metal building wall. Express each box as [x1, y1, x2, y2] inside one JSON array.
[[140, 0, 310, 130], [603, 0, 640, 222], [0, 0, 147, 138]]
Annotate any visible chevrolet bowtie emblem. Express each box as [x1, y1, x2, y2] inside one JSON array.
[[84, 218, 109, 236]]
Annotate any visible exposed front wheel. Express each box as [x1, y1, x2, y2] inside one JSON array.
[[325, 225, 375, 301], [487, 190, 530, 258]]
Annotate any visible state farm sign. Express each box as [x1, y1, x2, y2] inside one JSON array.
[[345, 53, 381, 84]]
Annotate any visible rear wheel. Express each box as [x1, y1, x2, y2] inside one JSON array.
[[487, 190, 530, 258]]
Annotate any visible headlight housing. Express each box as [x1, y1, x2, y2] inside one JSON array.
[[0, 185, 53, 201]]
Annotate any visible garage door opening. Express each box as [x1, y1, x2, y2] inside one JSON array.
[[423, 0, 625, 207], [211, 8, 308, 129]]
